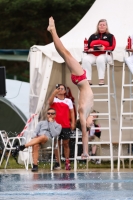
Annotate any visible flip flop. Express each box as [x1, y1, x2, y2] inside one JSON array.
[[99, 82, 105, 86]]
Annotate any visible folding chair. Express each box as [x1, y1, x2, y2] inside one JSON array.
[[17, 130, 33, 170], [0, 130, 26, 169], [40, 136, 61, 171], [17, 147, 33, 170]]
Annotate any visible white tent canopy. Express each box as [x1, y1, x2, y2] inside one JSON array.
[[29, 0, 133, 122], [30, 0, 133, 63]]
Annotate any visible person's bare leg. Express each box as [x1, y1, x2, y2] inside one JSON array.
[[79, 111, 89, 158], [92, 145, 97, 155], [47, 17, 83, 76], [63, 139, 70, 159], [78, 82, 94, 158], [32, 144, 40, 165], [54, 149, 59, 162], [86, 115, 94, 128], [25, 135, 48, 148], [78, 103, 91, 158], [54, 140, 60, 163]]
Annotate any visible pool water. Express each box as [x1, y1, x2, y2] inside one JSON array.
[[0, 172, 133, 200]]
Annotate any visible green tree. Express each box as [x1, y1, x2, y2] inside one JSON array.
[[0, 0, 95, 82], [0, 0, 95, 48]]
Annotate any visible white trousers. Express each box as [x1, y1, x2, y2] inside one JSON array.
[[125, 54, 133, 74], [82, 53, 113, 80]]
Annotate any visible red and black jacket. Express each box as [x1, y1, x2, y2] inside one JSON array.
[[88, 32, 116, 56], [94, 124, 101, 138]]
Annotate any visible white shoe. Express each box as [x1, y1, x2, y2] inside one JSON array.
[[53, 162, 61, 170], [95, 160, 101, 165]]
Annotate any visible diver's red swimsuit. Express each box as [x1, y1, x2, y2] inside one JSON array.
[[71, 70, 87, 85]]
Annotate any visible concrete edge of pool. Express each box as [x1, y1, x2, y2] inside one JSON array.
[[0, 168, 133, 174]]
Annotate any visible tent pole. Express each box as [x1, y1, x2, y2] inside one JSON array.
[[62, 63, 66, 85]]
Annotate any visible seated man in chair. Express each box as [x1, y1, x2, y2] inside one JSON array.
[[15, 108, 62, 172]]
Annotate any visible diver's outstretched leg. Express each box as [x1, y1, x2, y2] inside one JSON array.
[[47, 17, 83, 75]]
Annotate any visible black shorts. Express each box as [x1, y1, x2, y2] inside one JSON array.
[[58, 128, 72, 140]]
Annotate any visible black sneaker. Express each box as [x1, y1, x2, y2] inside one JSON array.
[[95, 159, 101, 165], [53, 162, 61, 170], [31, 164, 38, 172], [16, 145, 25, 152], [12, 145, 25, 157], [91, 154, 96, 163], [91, 159, 96, 164]]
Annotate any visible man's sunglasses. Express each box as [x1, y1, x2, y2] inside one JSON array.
[[47, 112, 55, 115]]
